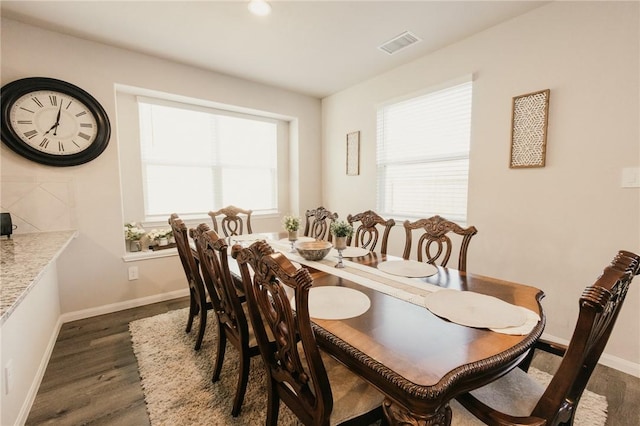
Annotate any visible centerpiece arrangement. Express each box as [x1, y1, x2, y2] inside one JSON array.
[[330, 220, 353, 268], [283, 215, 301, 252]]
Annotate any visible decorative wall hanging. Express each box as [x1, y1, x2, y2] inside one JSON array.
[[510, 89, 550, 168], [346, 131, 360, 176]]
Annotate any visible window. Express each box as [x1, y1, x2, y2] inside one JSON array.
[[376, 79, 472, 223], [137, 97, 279, 221]]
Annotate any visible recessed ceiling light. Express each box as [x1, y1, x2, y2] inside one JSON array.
[[248, 0, 271, 16]]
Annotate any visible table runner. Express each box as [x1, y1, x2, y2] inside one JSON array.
[[265, 239, 540, 334]]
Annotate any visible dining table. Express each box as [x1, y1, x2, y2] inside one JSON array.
[[194, 232, 546, 425]]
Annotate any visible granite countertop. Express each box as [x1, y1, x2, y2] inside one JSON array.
[[0, 230, 77, 324]]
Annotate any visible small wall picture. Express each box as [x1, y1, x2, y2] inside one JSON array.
[[510, 89, 550, 168], [346, 131, 360, 176]]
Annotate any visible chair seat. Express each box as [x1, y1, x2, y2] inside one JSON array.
[[298, 342, 384, 426], [450, 367, 546, 425], [322, 351, 384, 425]]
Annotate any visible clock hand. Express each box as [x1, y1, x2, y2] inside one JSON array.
[[43, 122, 60, 136], [53, 103, 62, 136], [43, 103, 63, 136]]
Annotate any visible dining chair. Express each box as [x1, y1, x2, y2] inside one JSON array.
[[168, 214, 211, 350], [191, 223, 262, 417], [402, 215, 478, 272], [232, 240, 385, 426], [303, 206, 338, 242], [451, 250, 640, 426], [208, 205, 253, 237], [346, 210, 395, 255]]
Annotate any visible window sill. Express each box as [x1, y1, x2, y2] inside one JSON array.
[[122, 247, 178, 262]]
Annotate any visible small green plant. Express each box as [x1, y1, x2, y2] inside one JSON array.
[[124, 222, 146, 241], [330, 220, 353, 238], [282, 215, 300, 232], [147, 228, 172, 241]]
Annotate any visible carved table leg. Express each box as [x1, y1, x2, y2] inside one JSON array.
[[383, 398, 452, 426]]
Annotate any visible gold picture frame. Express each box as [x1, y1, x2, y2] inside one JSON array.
[[346, 131, 360, 176], [510, 89, 550, 168]]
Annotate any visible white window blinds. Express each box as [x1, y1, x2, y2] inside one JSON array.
[[138, 97, 278, 221], [376, 80, 472, 222]]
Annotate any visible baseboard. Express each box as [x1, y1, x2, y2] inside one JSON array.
[[542, 332, 640, 378], [16, 315, 64, 426], [60, 288, 190, 323], [16, 289, 189, 425]]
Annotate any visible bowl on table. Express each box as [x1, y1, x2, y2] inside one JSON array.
[[295, 240, 333, 261]]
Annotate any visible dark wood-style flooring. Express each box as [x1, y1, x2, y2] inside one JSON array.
[[26, 297, 640, 425]]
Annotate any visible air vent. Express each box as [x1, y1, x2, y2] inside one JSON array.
[[378, 31, 421, 55]]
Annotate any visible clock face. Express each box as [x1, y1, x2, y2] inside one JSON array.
[[1, 77, 110, 167], [9, 90, 99, 156]]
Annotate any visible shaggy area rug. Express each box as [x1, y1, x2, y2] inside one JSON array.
[[129, 308, 607, 426]]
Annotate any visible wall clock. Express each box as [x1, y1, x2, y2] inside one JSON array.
[[1, 77, 111, 167]]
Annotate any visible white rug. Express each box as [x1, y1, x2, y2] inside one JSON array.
[[129, 308, 607, 426]]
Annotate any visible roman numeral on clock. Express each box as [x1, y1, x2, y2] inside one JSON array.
[[23, 130, 38, 139], [32, 97, 44, 108]]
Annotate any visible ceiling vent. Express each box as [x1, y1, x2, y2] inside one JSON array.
[[378, 31, 421, 55]]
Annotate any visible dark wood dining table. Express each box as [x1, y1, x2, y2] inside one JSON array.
[[302, 250, 545, 425], [194, 233, 546, 425]]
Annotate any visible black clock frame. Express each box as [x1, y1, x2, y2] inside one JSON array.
[[1, 77, 111, 167]]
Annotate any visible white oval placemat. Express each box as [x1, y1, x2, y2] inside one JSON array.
[[331, 247, 370, 258], [377, 260, 438, 277], [291, 286, 371, 320], [490, 307, 540, 335], [424, 289, 527, 329]]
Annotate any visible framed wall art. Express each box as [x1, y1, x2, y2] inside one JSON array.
[[346, 131, 360, 176], [510, 89, 550, 168]]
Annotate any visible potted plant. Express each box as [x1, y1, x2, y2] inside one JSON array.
[[124, 222, 146, 252], [330, 220, 353, 251], [148, 228, 172, 246], [283, 215, 301, 241]]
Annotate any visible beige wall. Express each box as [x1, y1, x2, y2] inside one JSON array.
[[322, 1, 639, 372], [0, 18, 322, 314]]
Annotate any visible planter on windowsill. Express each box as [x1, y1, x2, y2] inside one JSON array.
[[151, 242, 177, 251]]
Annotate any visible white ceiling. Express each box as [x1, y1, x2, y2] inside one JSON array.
[[1, 1, 548, 98]]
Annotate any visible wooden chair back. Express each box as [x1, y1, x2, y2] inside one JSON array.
[[208, 205, 253, 237], [304, 206, 338, 242], [192, 223, 248, 347], [168, 213, 209, 350], [191, 223, 260, 416], [233, 240, 334, 425], [346, 210, 395, 255], [402, 215, 477, 271], [530, 250, 640, 424], [458, 250, 640, 425]]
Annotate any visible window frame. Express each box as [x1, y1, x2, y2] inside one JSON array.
[[376, 76, 473, 224], [116, 87, 290, 229]]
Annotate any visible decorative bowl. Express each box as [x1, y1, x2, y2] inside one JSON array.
[[295, 240, 333, 261]]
